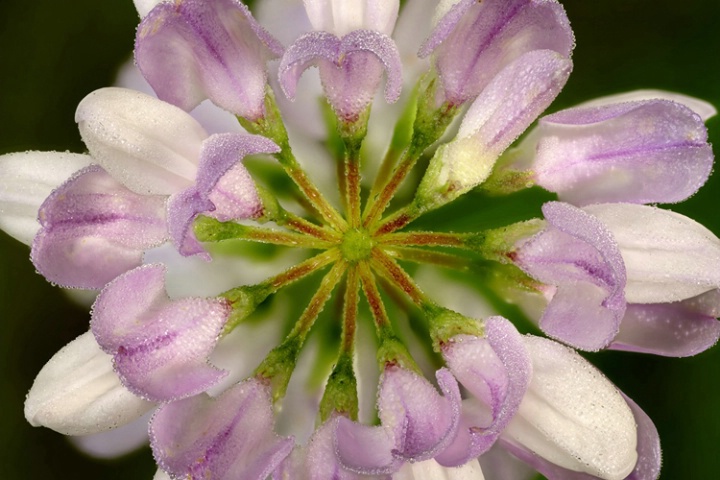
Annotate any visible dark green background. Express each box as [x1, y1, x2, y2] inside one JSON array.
[[1, 0, 719, 478]]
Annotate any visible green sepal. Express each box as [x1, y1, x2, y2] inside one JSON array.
[[254, 335, 302, 403], [220, 283, 273, 334], [319, 352, 359, 422], [376, 331, 419, 374], [423, 304, 484, 351]]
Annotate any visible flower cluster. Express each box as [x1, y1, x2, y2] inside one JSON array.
[[1, 0, 718, 479]]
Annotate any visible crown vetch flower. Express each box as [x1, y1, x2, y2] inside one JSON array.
[[279, 0, 403, 121], [135, 0, 284, 120], [334, 366, 461, 474], [508, 98, 714, 205], [419, 0, 574, 106], [91, 264, 230, 402], [150, 378, 294, 480], [6, 0, 718, 478]]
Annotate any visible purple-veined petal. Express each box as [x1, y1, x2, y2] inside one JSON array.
[[419, 50, 571, 205], [167, 133, 278, 258], [610, 289, 720, 357], [584, 203, 720, 304], [150, 378, 294, 480], [304, 0, 400, 37], [0, 151, 92, 245], [623, 395, 661, 480], [437, 316, 531, 466], [24, 331, 153, 436], [335, 367, 461, 474], [532, 100, 713, 205], [76, 87, 207, 195], [394, 458, 485, 480], [31, 165, 168, 289], [135, 0, 283, 120], [501, 336, 638, 480], [420, 0, 573, 105], [579, 89, 716, 122], [91, 264, 230, 402], [279, 30, 402, 120], [514, 202, 627, 351]]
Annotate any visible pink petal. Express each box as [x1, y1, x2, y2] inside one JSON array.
[[31, 165, 168, 289], [150, 379, 294, 480], [91, 264, 230, 402]]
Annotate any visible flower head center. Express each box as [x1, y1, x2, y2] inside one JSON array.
[[340, 228, 374, 263]]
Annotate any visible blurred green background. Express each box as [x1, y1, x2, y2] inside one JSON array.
[[1, 0, 719, 478]]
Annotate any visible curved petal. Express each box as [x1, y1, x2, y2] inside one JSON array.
[[0, 151, 92, 245], [133, 0, 163, 18], [150, 379, 294, 480], [514, 202, 627, 351], [420, 0, 574, 104], [24, 331, 153, 436], [502, 336, 638, 480], [31, 165, 168, 289], [532, 100, 713, 205], [167, 133, 278, 257], [335, 367, 461, 474], [91, 264, 230, 402], [279, 30, 402, 119], [437, 316, 531, 466], [135, 0, 283, 120], [578, 89, 716, 122], [610, 289, 720, 357], [76, 87, 207, 195], [623, 395, 661, 480], [585, 203, 720, 303]]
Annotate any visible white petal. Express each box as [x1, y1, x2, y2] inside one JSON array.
[[585, 203, 720, 303], [503, 336, 638, 480], [25, 331, 154, 435], [393, 458, 485, 480], [0, 151, 92, 244], [304, 0, 399, 36], [579, 89, 717, 122], [76, 87, 208, 196], [153, 469, 172, 480], [133, 0, 164, 19], [70, 412, 151, 458]]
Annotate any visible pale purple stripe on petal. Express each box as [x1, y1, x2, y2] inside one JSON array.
[[515, 202, 627, 351], [610, 289, 720, 357], [31, 166, 168, 289], [437, 316, 531, 466], [150, 379, 294, 480], [135, 0, 283, 120], [91, 264, 229, 402], [167, 133, 278, 258], [533, 100, 714, 205], [420, 0, 573, 104]]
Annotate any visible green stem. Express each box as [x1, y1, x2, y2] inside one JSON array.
[[319, 265, 360, 421], [194, 216, 334, 249], [221, 249, 340, 333], [379, 231, 471, 248], [254, 259, 347, 401], [240, 90, 348, 232], [369, 248, 431, 308], [382, 246, 472, 271]]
